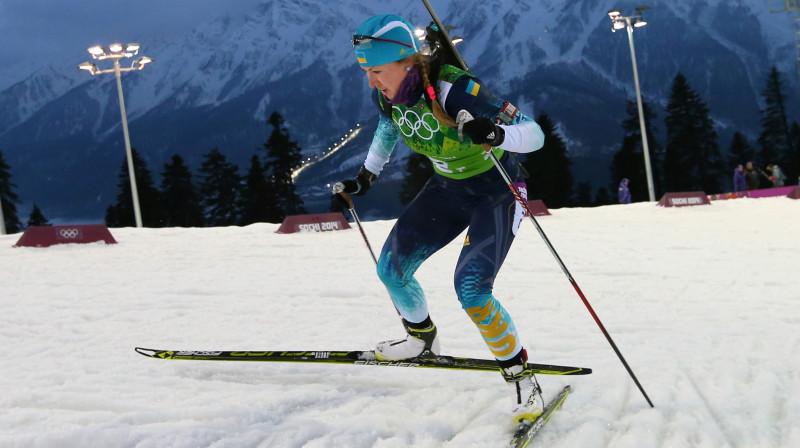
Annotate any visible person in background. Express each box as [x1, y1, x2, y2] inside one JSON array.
[[733, 164, 747, 192], [334, 14, 546, 424], [618, 178, 631, 204], [767, 164, 786, 187], [745, 161, 760, 190]]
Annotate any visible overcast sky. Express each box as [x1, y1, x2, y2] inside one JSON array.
[[0, 0, 261, 68]]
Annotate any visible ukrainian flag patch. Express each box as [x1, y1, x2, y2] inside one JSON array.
[[466, 80, 480, 96]]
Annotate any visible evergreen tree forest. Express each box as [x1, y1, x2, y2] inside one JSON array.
[[2, 62, 799, 231], [102, 112, 307, 228], [0, 148, 23, 234]]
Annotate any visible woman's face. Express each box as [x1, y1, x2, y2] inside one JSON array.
[[361, 60, 408, 101]]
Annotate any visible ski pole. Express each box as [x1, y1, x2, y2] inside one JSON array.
[[455, 109, 654, 408], [332, 188, 378, 266], [333, 187, 407, 318]]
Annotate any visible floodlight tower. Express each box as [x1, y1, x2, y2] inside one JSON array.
[[607, 6, 656, 202], [78, 44, 153, 228]]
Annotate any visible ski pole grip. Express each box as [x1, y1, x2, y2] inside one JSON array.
[[339, 192, 354, 210], [331, 182, 355, 210], [456, 109, 492, 153]]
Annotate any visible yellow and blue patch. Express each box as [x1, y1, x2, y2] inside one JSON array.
[[466, 79, 480, 96]]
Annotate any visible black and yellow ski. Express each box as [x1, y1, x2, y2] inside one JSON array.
[[135, 348, 591, 376], [508, 385, 572, 448]]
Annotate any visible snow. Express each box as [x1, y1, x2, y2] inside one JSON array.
[[1, 196, 799, 447]]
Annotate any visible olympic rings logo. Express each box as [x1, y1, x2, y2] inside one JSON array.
[[58, 228, 81, 239], [393, 107, 439, 140]]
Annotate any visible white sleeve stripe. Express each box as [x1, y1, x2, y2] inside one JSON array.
[[497, 121, 545, 154], [364, 151, 389, 175]]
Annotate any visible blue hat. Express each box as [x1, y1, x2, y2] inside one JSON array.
[[353, 14, 419, 67], [622, 178, 629, 183]]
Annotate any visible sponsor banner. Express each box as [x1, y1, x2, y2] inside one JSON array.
[[707, 191, 748, 201], [14, 224, 117, 248], [276, 212, 351, 234], [658, 191, 710, 208], [746, 185, 798, 199], [708, 186, 800, 200]]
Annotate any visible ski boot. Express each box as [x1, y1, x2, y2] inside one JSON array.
[[500, 350, 544, 423], [375, 317, 440, 360]]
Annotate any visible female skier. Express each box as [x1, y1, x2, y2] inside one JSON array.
[[334, 14, 546, 423]]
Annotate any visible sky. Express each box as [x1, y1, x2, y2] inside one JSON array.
[[1, 195, 799, 447], [0, 0, 261, 69]]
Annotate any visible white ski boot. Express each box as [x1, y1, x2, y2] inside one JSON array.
[[375, 318, 440, 360], [501, 354, 544, 423]]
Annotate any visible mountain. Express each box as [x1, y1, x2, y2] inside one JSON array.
[[0, 0, 797, 223]]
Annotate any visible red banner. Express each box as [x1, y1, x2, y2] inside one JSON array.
[[14, 224, 117, 247], [276, 212, 351, 234], [658, 192, 710, 207]]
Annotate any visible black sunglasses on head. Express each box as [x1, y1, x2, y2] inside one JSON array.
[[352, 34, 413, 48]]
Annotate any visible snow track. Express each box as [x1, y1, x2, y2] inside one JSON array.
[[1, 197, 799, 447]]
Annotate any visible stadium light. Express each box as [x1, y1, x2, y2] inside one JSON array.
[[608, 6, 656, 202], [77, 43, 153, 227]]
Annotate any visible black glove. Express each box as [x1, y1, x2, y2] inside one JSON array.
[[333, 165, 378, 197], [460, 117, 505, 147]]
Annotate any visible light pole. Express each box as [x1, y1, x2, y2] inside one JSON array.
[[608, 6, 656, 202], [79, 43, 153, 227]]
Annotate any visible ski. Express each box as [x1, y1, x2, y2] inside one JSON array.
[[135, 348, 591, 376], [507, 385, 571, 448]]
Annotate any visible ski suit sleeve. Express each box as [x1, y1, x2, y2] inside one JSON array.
[[441, 74, 544, 153], [363, 113, 401, 176]]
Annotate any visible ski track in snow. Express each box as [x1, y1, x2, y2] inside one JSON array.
[[1, 197, 799, 447]]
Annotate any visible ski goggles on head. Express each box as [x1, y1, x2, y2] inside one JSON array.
[[351, 34, 414, 48]]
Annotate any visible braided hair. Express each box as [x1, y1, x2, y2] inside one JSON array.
[[412, 54, 457, 129]]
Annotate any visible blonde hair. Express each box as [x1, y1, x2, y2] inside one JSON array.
[[409, 54, 457, 128]]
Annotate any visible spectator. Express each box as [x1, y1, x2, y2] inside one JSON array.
[[733, 164, 747, 192], [767, 164, 786, 187], [618, 178, 631, 204], [744, 161, 760, 190]]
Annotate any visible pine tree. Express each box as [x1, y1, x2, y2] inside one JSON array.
[[664, 73, 724, 193], [610, 100, 661, 202], [398, 152, 433, 205], [160, 155, 204, 227], [728, 132, 756, 168], [790, 122, 800, 185], [105, 148, 164, 227], [757, 66, 794, 181], [573, 181, 593, 207], [0, 148, 23, 234], [27, 204, 51, 227], [239, 155, 279, 225], [594, 187, 613, 206], [521, 113, 573, 208], [262, 112, 306, 221], [198, 148, 241, 227]]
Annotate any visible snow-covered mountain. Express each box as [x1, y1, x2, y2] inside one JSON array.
[[0, 0, 797, 222]]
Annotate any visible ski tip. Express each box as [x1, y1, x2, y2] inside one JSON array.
[[135, 347, 158, 357]]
